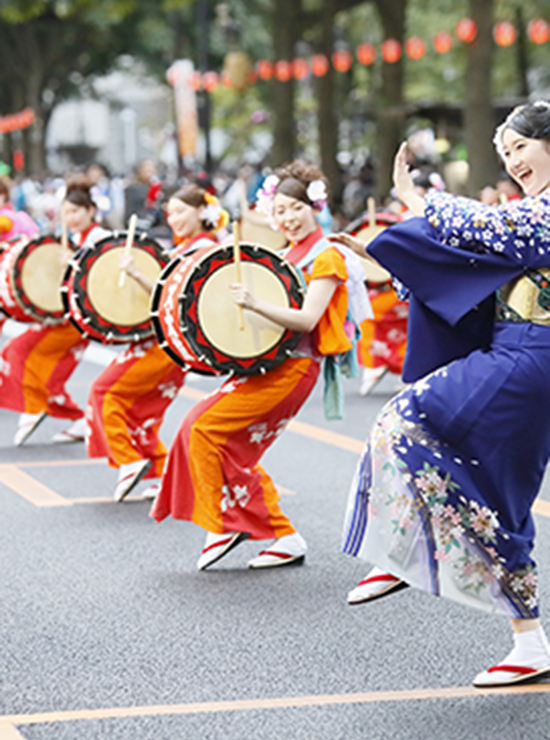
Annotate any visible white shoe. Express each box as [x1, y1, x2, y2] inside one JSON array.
[[51, 417, 87, 444], [114, 459, 152, 503], [197, 531, 250, 571], [359, 366, 388, 396], [14, 412, 47, 447], [473, 662, 550, 688], [248, 532, 307, 569], [347, 566, 408, 604], [141, 481, 161, 500]]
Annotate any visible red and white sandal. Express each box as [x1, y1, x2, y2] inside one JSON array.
[[248, 532, 307, 569], [473, 662, 550, 688], [197, 532, 250, 571], [347, 567, 408, 605]]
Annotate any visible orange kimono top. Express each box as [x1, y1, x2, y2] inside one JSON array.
[[286, 227, 351, 358]]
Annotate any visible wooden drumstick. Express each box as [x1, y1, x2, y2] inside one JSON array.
[[119, 213, 138, 288], [233, 221, 244, 331], [367, 197, 376, 228]]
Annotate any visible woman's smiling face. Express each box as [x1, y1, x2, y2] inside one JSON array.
[[272, 193, 318, 243], [166, 197, 204, 239], [501, 128, 550, 196]]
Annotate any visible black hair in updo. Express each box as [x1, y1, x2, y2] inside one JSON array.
[[64, 176, 96, 209], [273, 160, 329, 208], [494, 101, 550, 157]]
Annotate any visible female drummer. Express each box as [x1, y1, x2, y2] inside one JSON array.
[[335, 101, 550, 687], [151, 160, 362, 570], [86, 184, 227, 502], [0, 177, 109, 446]]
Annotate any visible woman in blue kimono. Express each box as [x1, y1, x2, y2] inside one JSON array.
[[332, 101, 550, 688]]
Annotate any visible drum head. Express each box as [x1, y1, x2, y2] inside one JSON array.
[[346, 211, 401, 283], [239, 212, 288, 251], [198, 261, 288, 358], [65, 233, 169, 343], [9, 235, 73, 323], [181, 243, 304, 375], [88, 247, 161, 326]]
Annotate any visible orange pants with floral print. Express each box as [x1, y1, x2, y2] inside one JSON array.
[[0, 322, 89, 418], [151, 356, 320, 540], [87, 339, 186, 478]]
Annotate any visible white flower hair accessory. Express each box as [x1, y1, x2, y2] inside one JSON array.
[[306, 179, 328, 210], [255, 174, 280, 218], [202, 192, 229, 231]]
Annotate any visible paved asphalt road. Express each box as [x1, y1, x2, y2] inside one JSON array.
[[1, 323, 549, 739]]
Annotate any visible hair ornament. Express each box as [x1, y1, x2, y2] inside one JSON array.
[[255, 174, 280, 218], [202, 192, 229, 231], [306, 179, 328, 210]]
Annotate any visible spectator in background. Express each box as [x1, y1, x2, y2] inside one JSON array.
[[123, 160, 162, 231], [0, 176, 39, 240]]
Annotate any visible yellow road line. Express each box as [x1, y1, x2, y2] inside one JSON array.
[[2, 683, 550, 727], [16, 459, 105, 468], [0, 722, 25, 739], [0, 465, 71, 508], [533, 498, 550, 518]]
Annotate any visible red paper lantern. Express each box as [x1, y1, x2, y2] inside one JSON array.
[[433, 31, 453, 54], [202, 71, 219, 92], [188, 71, 202, 90], [257, 60, 273, 80], [405, 36, 426, 60], [528, 19, 549, 45], [274, 60, 292, 82], [357, 43, 376, 66], [332, 49, 352, 73], [455, 17, 477, 44], [494, 21, 516, 47], [381, 39, 401, 64], [292, 58, 309, 80], [13, 150, 24, 171], [311, 54, 330, 76]]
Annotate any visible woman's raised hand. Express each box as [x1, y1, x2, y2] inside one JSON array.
[[327, 232, 367, 258], [393, 142, 426, 217]]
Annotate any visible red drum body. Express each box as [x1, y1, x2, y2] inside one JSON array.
[[151, 242, 304, 376], [346, 210, 401, 283], [62, 233, 169, 344], [0, 234, 73, 324]]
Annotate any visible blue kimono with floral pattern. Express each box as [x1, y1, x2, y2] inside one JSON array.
[[342, 189, 550, 618]]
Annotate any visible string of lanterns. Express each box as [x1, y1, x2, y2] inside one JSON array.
[[169, 17, 550, 92]]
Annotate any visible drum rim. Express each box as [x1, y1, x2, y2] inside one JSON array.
[[180, 242, 304, 376], [64, 233, 169, 344], [151, 250, 222, 375], [11, 234, 75, 324]]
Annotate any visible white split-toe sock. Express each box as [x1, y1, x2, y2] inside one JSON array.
[[473, 626, 550, 687], [14, 411, 47, 447], [247, 532, 307, 569], [347, 566, 408, 605]]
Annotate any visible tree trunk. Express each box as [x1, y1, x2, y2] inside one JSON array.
[[464, 0, 498, 196], [373, 0, 406, 202], [270, 0, 300, 165]]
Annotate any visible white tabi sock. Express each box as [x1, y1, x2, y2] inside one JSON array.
[[501, 626, 550, 668]]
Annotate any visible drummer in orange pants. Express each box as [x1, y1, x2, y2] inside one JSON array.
[[151, 160, 366, 570], [357, 277, 408, 395], [0, 177, 110, 445], [86, 184, 227, 502]]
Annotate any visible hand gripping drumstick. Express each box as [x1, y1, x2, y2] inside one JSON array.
[[233, 221, 245, 331], [119, 213, 138, 288]]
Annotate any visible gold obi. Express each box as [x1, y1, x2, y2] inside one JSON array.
[[499, 268, 550, 325]]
